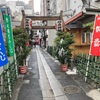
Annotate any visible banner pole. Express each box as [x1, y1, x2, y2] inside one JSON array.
[[85, 14, 97, 82], [85, 55, 90, 82]]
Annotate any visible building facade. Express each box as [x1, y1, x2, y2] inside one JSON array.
[[0, 0, 6, 4], [6, 1, 33, 22], [64, 0, 100, 56], [29, 0, 34, 13], [40, 0, 46, 16], [40, 0, 100, 54], [40, 0, 66, 46]]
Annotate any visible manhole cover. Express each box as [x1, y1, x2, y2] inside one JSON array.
[[63, 85, 81, 94]]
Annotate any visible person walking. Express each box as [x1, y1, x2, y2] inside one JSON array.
[[37, 30, 42, 47], [32, 38, 36, 48]]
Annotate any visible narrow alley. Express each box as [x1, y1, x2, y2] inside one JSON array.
[[0, 0, 100, 100], [15, 47, 92, 100]]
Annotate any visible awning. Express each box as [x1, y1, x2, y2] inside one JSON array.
[[65, 8, 100, 25], [65, 12, 84, 25]]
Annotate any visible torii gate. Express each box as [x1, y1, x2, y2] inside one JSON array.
[[20, 10, 66, 48], [21, 10, 66, 31]]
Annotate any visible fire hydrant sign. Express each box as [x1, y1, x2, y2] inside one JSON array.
[[90, 15, 100, 56], [4, 14, 15, 56], [0, 24, 8, 67]]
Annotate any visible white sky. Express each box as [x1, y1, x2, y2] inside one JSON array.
[[6, 0, 40, 12]]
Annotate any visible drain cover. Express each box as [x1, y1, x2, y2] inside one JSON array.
[[63, 85, 81, 94]]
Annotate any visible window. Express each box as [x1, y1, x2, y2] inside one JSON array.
[[82, 32, 86, 43], [89, 32, 93, 43]]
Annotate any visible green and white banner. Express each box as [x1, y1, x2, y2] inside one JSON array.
[[4, 14, 15, 56]]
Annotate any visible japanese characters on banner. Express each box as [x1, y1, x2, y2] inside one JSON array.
[[90, 14, 100, 56], [4, 14, 15, 56], [0, 24, 8, 67]]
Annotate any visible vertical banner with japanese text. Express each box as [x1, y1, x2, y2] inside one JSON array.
[[0, 24, 8, 67], [4, 14, 15, 56], [90, 15, 100, 56]]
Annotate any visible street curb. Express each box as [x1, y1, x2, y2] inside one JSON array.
[[10, 54, 31, 100], [43, 49, 60, 65], [10, 75, 24, 100], [42, 49, 94, 99], [87, 89, 100, 100]]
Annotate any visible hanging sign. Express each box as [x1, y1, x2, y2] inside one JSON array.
[[4, 14, 15, 56], [90, 15, 100, 56], [0, 24, 8, 67]]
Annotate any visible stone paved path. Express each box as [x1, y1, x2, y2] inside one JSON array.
[[17, 48, 92, 100]]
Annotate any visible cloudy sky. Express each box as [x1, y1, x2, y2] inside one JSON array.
[[6, 0, 40, 12]]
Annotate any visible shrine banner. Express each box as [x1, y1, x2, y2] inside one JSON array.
[[0, 24, 8, 67], [4, 14, 15, 56], [90, 15, 100, 56]]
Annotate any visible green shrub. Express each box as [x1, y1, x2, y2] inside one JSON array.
[[13, 28, 31, 65], [54, 31, 75, 66]]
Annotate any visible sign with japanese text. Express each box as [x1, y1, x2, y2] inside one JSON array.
[[90, 15, 100, 56], [4, 14, 15, 56], [0, 24, 8, 67]]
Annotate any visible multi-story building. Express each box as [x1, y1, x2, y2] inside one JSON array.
[[40, 0, 66, 46], [41, 0, 100, 55], [6, 1, 33, 28], [6, 1, 33, 21], [24, 4, 33, 15], [29, 0, 34, 13], [40, 0, 46, 16], [0, 0, 6, 4]]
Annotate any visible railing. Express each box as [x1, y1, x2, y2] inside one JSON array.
[[75, 54, 100, 88], [0, 56, 18, 100]]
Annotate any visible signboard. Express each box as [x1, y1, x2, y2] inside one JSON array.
[[4, 14, 15, 56], [90, 15, 100, 56], [0, 24, 8, 67]]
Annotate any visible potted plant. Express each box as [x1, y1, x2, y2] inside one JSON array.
[[54, 31, 75, 72], [13, 28, 31, 74]]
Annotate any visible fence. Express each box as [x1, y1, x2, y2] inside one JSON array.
[[47, 46, 100, 88], [0, 56, 18, 100], [75, 54, 100, 88]]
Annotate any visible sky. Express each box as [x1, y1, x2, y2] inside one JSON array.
[[6, 0, 40, 12]]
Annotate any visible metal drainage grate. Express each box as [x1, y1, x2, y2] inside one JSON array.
[[63, 85, 81, 94]]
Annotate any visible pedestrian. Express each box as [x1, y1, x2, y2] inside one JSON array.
[[37, 30, 42, 47], [36, 38, 40, 47], [29, 39, 32, 47], [32, 38, 36, 48], [26, 41, 30, 47]]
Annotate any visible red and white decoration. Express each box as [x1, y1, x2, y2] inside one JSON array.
[[90, 14, 100, 56]]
